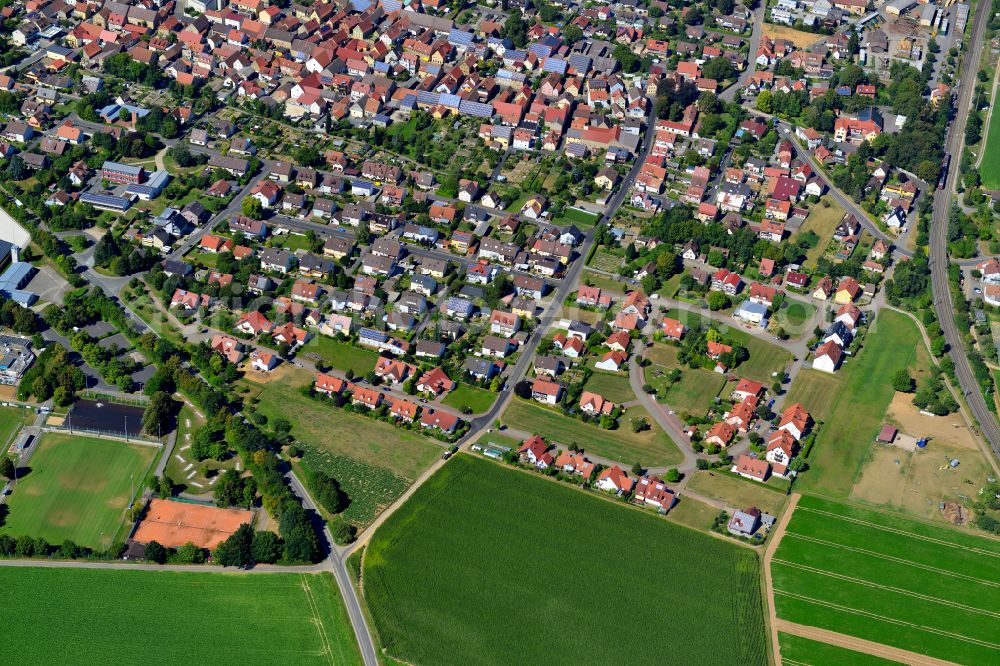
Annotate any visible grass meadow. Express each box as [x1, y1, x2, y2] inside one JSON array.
[[244, 369, 440, 525], [440, 383, 496, 414], [795, 310, 927, 497], [1, 433, 156, 549], [0, 568, 361, 664], [363, 455, 766, 665], [980, 100, 1000, 190], [302, 337, 379, 376], [772, 495, 1000, 664], [502, 399, 684, 467]]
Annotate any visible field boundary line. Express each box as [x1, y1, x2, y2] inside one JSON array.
[[773, 589, 1000, 652], [771, 558, 1000, 618], [783, 532, 1000, 588], [796, 506, 1000, 557], [299, 573, 335, 666], [774, 619, 959, 666], [764, 492, 800, 666]]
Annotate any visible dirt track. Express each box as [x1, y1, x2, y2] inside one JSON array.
[[773, 619, 960, 666], [763, 493, 960, 666], [764, 493, 799, 664]]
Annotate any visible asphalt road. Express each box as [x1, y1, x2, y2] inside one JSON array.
[[930, 0, 1000, 462]]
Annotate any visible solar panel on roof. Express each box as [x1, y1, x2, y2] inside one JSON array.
[[528, 44, 551, 58], [458, 100, 493, 118], [568, 54, 591, 72], [439, 93, 461, 108], [416, 90, 439, 105], [542, 58, 567, 73], [350, 0, 372, 10]]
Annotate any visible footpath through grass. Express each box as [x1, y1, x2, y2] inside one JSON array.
[[1, 433, 156, 549], [364, 455, 766, 665], [1, 568, 361, 665], [795, 310, 924, 497], [772, 495, 1000, 665]]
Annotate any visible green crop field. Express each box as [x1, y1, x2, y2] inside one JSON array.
[[298, 445, 410, 527], [778, 632, 901, 665], [302, 337, 379, 376], [582, 370, 635, 403], [1, 568, 361, 664], [502, 399, 683, 467], [245, 371, 440, 526], [588, 250, 623, 272], [981, 101, 1000, 190], [1, 433, 157, 549], [772, 495, 1000, 665], [796, 310, 928, 497], [364, 455, 766, 665], [440, 383, 496, 414]]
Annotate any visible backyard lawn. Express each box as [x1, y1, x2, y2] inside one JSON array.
[[302, 336, 379, 376], [501, 399, 683, 467], [649, 364, 726, 415], [582, 371, 635, 404], [661, 308, 790, 383], [794, 197, 845, 270], [686, 470, 789, 516], [441, 384, 496, 414]]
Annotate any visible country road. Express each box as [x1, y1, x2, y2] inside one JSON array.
[[930, 0, 1000, 465]]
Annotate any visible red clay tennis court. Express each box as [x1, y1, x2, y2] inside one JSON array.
[[133, 499, 253, 549]]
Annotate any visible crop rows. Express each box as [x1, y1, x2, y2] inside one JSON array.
[[363, 455, 765, 665], [773, 495, 1000, 665], [0, 568, 361, 664], [301, 445, 409, 527]]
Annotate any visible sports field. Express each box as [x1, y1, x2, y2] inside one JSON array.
[[0, 567, 361, 664], [364, 455, 766, 665], [772, 495, 1000, 665], [1, 433, 157, 549], [778, 632, 901, 665], [502, 399, 684, 467], [795, 310, 928, 497], [0, 406, 34, 451]]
